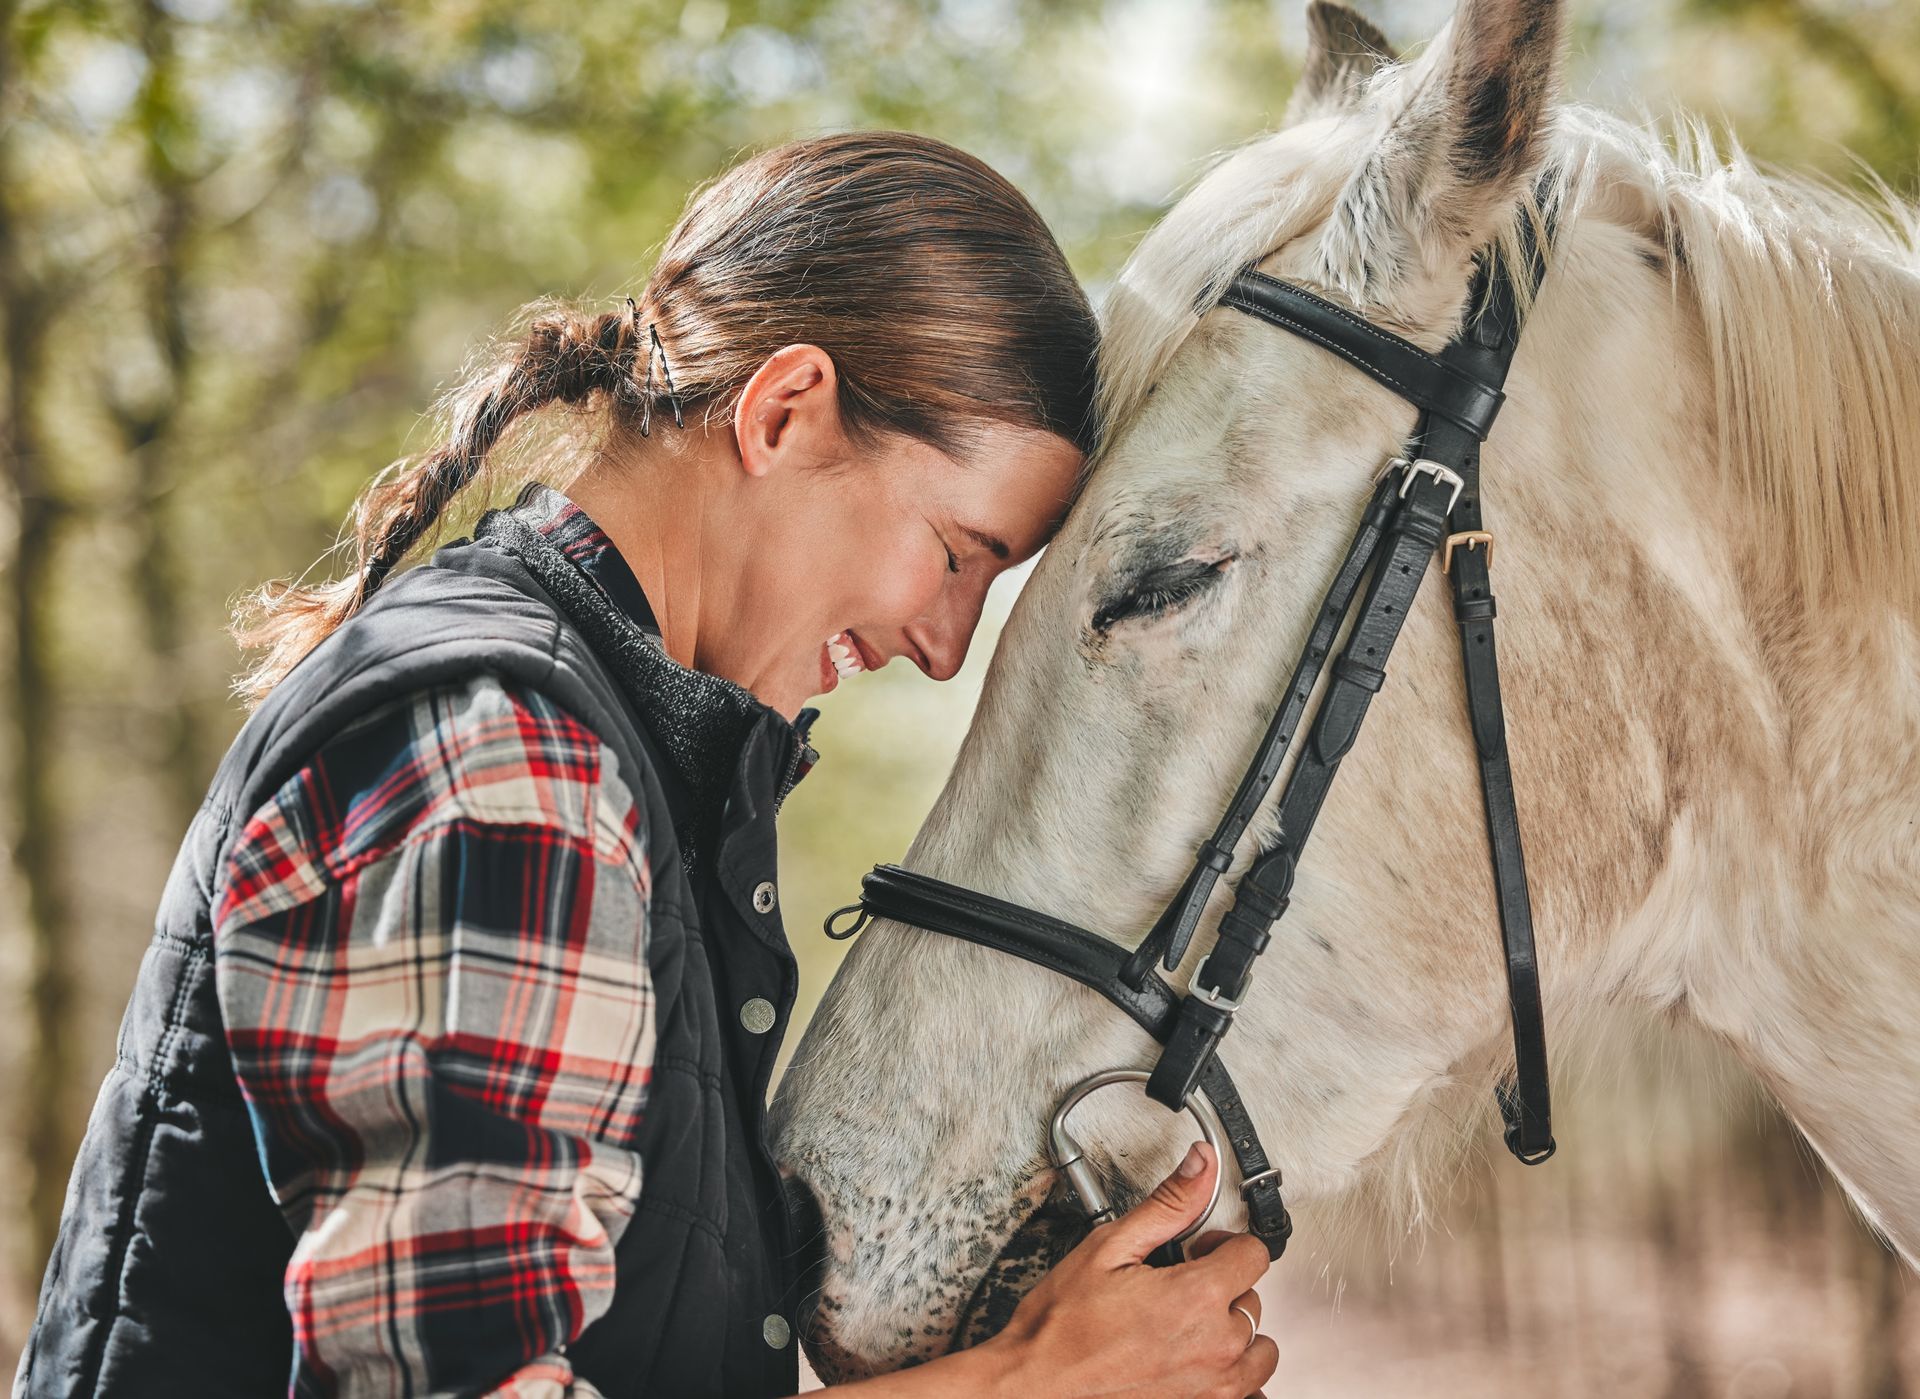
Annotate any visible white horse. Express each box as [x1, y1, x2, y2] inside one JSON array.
[[773, 0, 1920, 1377]]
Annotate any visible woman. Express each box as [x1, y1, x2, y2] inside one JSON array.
[[21, 132, 1277, 1398]]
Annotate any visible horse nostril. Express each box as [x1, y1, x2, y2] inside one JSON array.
[[783, 1174, 828, 1336]]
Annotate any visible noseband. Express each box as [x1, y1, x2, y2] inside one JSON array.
[[826, 216, 1557, 1266]]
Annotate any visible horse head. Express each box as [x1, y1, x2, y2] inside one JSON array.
[[775, 0, 1920, 1377]]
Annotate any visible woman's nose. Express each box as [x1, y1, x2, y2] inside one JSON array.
[[908, 627, 966, 681], [906, 587, 988, 681]]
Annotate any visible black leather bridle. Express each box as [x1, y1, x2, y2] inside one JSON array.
[[826, 217, 1557, 1266]]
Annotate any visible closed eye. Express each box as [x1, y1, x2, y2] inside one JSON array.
[[1091, 555, 1233, 633]]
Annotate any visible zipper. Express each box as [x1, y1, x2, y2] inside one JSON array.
[[773, 707, 820, 810]]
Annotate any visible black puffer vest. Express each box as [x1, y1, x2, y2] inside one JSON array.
[[19, 503, 815, 1398]]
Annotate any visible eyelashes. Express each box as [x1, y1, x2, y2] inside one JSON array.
[[1090, 554, 1233, 633]]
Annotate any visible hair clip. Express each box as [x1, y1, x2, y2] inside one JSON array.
[[631, 303, 686, 437], [625, 297, 651, 435], [650, 322, 685, 431]]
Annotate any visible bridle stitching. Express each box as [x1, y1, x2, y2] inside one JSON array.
[[1224, 298, 1427, 403], [1229, 267, 1502, 398]]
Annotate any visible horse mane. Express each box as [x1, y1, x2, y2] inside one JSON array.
[[1098, 103, 1920, 616], [1096, 129, 1351, 445]]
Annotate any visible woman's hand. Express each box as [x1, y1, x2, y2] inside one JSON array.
[[972, 1140, 1276, 1398], [819, 1141, 1275, 1399]]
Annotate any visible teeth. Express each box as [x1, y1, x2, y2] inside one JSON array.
[[828, 631, 865, 679]]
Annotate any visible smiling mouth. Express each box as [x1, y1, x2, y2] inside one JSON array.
[[827, 630, 867, 681]]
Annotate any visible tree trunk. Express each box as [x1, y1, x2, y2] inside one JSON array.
[[117, 0, 207, 827], [1651, 1170, 1712, 1399], [0, 0, 78, 1269]]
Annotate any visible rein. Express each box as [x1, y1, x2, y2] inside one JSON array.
[[826, 216, 1556, 1264]]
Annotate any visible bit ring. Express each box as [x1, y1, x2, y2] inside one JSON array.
[[1047, 1069, 1227, 1256]]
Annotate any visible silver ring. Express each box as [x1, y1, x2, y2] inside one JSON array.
[[1232, 1302, 1258, 1349]]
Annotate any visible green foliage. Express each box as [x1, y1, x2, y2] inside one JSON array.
[[1, 0, 1915, 1362]]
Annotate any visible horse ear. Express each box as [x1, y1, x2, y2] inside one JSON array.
[[1317, 0, 1565, 304], [1285, 2, 1398, 125]]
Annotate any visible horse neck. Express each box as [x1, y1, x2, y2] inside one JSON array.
[[1497, 203, 1920, 1266]]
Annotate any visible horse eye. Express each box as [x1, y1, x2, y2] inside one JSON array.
[[1090, 555, 1232, 633]]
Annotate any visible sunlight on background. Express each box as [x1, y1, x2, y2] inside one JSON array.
[[2, 0, 1917, 1387]]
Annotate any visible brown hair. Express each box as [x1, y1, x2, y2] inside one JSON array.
[[233, 130, 1099, 704]]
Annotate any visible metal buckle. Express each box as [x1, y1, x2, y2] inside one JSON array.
[[1188, 952, 1245, 1013], [1397, 457, 1465, 513], [1373, 455, 1411, 485], [1239, 1165, 1284, 1197], [1442, 529, 1494, 573]]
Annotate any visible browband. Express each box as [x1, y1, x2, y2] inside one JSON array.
[[1220, 270, 1508, 438]]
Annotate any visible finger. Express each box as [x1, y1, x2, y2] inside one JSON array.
[[1228, 1335, 1280, 1394], [1186, 1229, 1237, 1259], [1095, 1141, 1218, 1266], [1231, 1287, 1261, 1328], [1190, 1231, 1272, 1295]]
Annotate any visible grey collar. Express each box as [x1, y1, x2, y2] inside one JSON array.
[[476, 502, 814, 865]]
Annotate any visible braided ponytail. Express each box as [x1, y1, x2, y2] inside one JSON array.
[[235, 131, 1100, 706], [231, 300, 654, 705]]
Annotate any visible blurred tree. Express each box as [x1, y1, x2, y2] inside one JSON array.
[[2, 0, 1916, 1377], [0, 0, 78, 1279], [1685, 0, 1919, 191]]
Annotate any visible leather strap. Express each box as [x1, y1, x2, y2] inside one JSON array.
[[1221, 270, 1507, 438], [1422, 233, 1556, 1163], [854, 865, 1293, 1258], [1147, 466, 1457, 1109], [1193, 1056, 1292, 1259], [1120, 469, 1403, 987], [856, 865, 1181, 1040], [1447, 459, 1552, 1162]]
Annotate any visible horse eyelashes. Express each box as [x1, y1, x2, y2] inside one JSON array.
[[1089, 555, 1233, 634]]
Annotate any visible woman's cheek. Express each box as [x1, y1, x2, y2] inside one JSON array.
[[862, 540, 947, 626]]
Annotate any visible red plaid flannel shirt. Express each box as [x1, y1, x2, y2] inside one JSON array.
[[215, 496, 662, 1398]]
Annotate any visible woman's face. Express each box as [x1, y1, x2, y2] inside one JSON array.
[[746, 421, 1082, 717], [724, 345, 1084, 717], [805, 423, 1082, 701]]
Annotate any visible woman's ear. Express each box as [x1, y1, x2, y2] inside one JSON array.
[[1283, 2, 1398, 127], [732, 344, 840, 479], [1315, 0, 1565, 305]]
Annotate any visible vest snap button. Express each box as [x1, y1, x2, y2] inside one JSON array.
[[762, 1312, 791, 1349], [751, 880, 777, 914], [740, 997, 776, 1035]]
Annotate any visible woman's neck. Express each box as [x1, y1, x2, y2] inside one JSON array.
[[565, 439, 740, 676]]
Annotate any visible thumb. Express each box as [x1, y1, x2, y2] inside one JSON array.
[[1100, 1141, 1217, 1264]]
